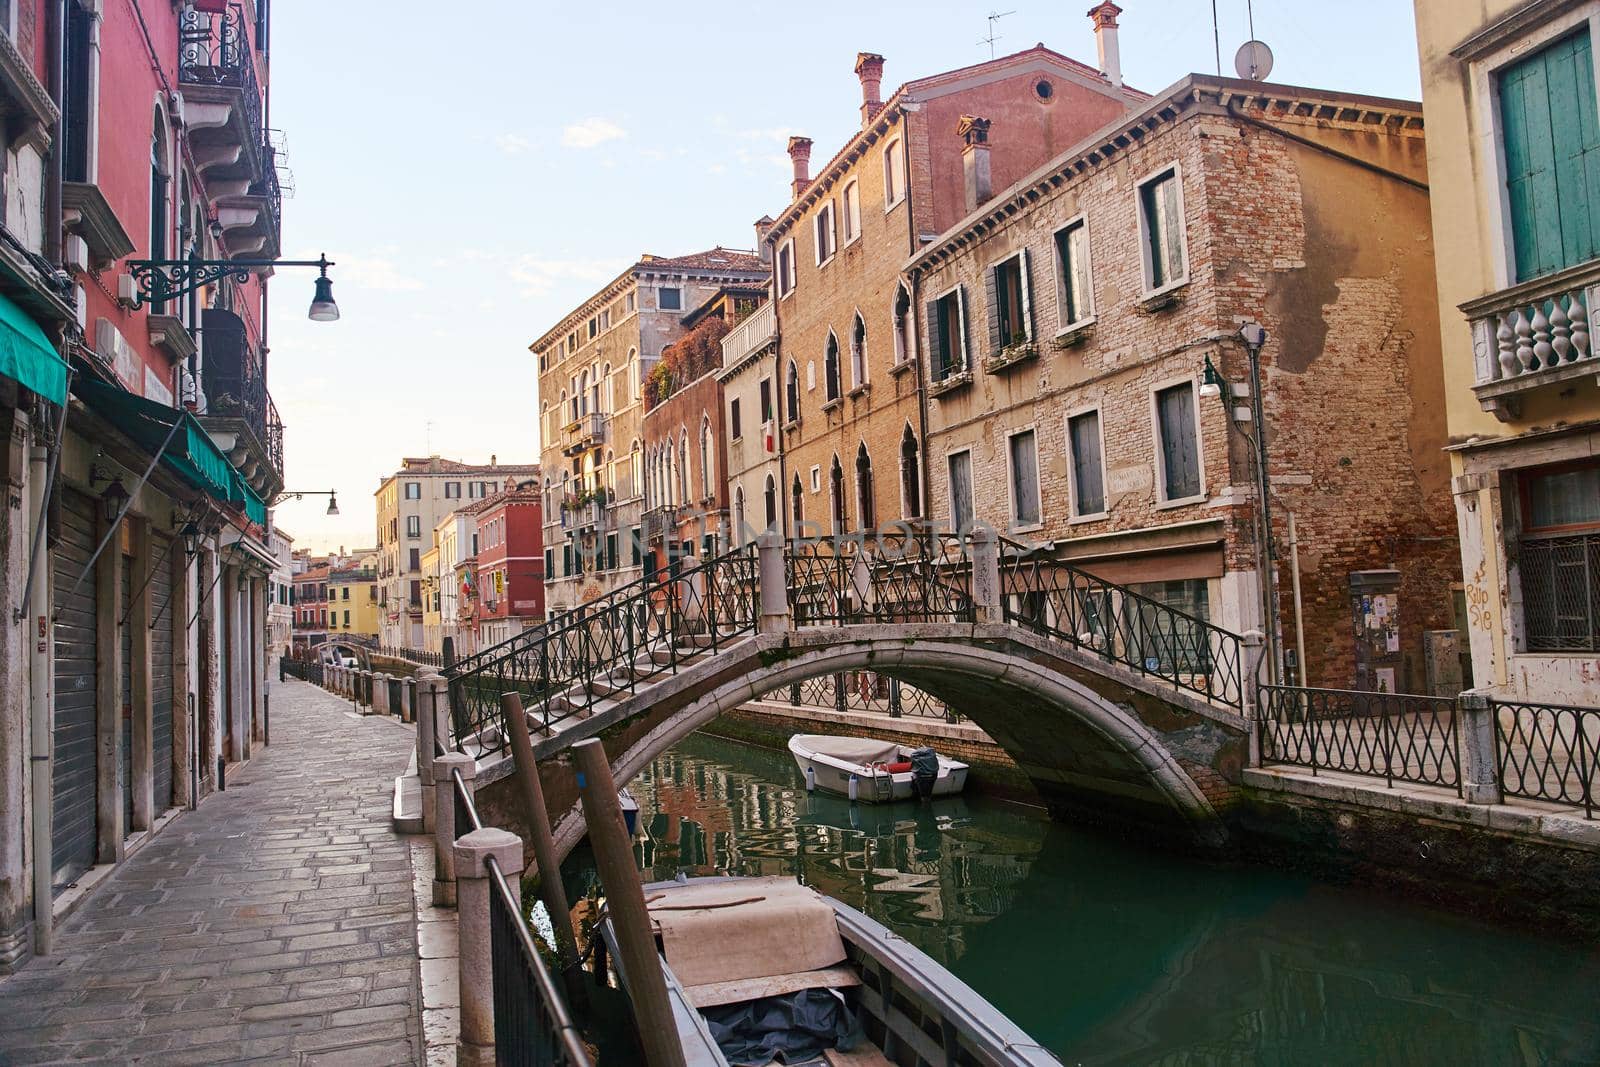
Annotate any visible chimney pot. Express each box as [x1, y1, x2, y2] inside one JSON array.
[[787, 136, 814, 199], [957, 116, 993, 212], [854, 52, 886, 125], [754, 215, 776, 265], [1088, 1, 1124, 90]]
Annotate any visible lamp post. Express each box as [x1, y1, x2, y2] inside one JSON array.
[[276, 489, 340, 516], [1200, 322, 1282, 684], [126, 254, 340, 322]]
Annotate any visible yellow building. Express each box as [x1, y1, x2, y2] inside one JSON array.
[[420, 543, 442, 653], [326, 562, 381, 642], [1415, 0, 1600, 704]]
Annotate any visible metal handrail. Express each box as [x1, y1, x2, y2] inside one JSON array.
[[1492, 698, 1598, 818], [1258, 683, 1461, 792]]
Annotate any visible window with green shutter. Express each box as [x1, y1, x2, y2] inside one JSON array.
[[1500, 29, 1600, 281]]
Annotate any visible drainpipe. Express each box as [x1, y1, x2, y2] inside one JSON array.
[[27, 440, 52, 955], [44, 0, 63, 264]]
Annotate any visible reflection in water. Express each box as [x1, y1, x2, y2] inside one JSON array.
[[567, 733, 1600, 1065]]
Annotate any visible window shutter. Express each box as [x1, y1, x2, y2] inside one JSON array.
[[956, 287, 970, 369], [1162, 177, 1185, 283], [985, 266, 1002, 354], [1019, 248, 1034, 340], [925, 300, 944, 377]]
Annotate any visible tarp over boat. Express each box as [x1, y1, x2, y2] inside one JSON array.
[[793, 736, 900, 766]]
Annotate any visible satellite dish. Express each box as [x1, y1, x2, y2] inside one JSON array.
[[1235, 39, 1274, 81]]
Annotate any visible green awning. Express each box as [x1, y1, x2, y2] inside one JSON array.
[[75, 378, 239, 507], [234, 469, 267, 525], [0, 291, 67, 404]]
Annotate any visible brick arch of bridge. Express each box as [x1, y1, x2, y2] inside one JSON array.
[[474, 626, 1249, 862]]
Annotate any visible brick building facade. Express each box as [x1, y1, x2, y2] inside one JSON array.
[[908, 75, 1461, 691], [765, 38, 1142, 539]]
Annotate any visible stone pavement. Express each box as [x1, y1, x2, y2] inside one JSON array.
[[0, 678, 423, 1065]]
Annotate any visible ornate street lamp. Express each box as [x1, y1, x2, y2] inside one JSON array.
[[277, 489, 339, 516], [126, 254, 339, 322]]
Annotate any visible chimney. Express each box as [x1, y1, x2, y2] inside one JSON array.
[[787, 136, 813, 199], [1088, 1, 1123, 90], [958, 116, 993, 212], [855, 52, 885, 125], [754, 215, 776, 264], [490, 453, 497, 466]]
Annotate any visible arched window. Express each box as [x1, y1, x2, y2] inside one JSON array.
[[764, 475, 777, 533], [734, 486, 747, 542], [855, 444, 875, 531], [559, 391, 567, 431], [699, 415, 713, 500], [892, 283, 913, 367], [829, 456, 847, 536], [590, 368, 601, 415], [628, 348, 640, 400], [791, 475, 804, 535], [578, 371, 590, 416], [150, 111, 171, 294], [824, 332, 841, 402], [678, 431, 690, 505], [630, 440, 642, 500], [841, 180, 861, 242], [785, 360, 800, 423], [600, 363, 611, 414], [850, 313, 867, 388], [604, 449, 615, 494], [900, 425, 922, 519]]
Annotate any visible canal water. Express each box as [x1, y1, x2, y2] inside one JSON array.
[[562, 731, 1600, 1065]]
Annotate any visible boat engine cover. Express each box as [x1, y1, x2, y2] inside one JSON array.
[[910, 747, 939, 799]]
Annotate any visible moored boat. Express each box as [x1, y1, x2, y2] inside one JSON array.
[[600, 874, 1059, 1066], [788, 734, 968, 802]]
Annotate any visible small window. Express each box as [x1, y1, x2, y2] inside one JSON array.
[[824, 333, 841, 401], [1035, 79, 1054, 101], [445, 481, 461, 499], [947, 450, 974, 533], [408, 548, 420, 570], [987, 253, 1032, 351], [406, 516, 422, 538], [850, 314, 867, 387], [1007, 430, 1040, 528], [626, 292, 636, 313], [842, 181, 861, 243], [926, 288, 968, 380], [1054, 219, 1093, 328], [730, 397, 742, 440], [810, 465, 821, 493], [1519, 460, 1600, 651], [658, 287, 682, 311], [759, 377, 773, 423], [784, 361, 800, 423], [588, 317, 598, 339], [1155, 382, 1202, 501], [404, 482, 421, 500], [1067, 410, 1106, 517], [777, 239, 797, 297], [883, 139, 905, 207], [814, 202, 837, 265], [1139, 167, 1187, 292]]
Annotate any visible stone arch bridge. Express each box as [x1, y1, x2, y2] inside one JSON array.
[[439, 533, 1263, 856]]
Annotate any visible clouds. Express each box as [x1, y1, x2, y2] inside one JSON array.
[[329, 249, 425, 292], [494, 133, 533, 155], [561, 118, 627, 149], [508, 254, 632, 298]]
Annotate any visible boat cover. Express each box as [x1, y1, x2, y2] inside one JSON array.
[[795, 736, 901, 766], [701, 987, 865, 1067], [650, 877, 847, 990]]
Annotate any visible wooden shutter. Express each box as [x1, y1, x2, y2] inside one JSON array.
[[985, 265, 1002, 354], [1019, 248, 1035, 340], [925, 300, 945, 377], [1010, 431, 1039, 525], [1070, 412, 1104, 515], [1501, 30, 1600, 281], [1158, 385, 1200, 499], [1161, 177, 1185, 283], [956, 287, 970, 369]]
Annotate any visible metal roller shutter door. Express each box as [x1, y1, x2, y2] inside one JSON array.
[[151, 538, 175, 812], [51, 489, 97, 892], [121, 555, 132, 838]]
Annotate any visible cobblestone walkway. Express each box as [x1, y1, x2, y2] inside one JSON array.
[[0, 678, 422, 1065]]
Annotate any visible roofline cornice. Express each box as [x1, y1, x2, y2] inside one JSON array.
[[905, 74, 1425, 276], [529, 264, 769, 355], [768, 103, 907, 242]]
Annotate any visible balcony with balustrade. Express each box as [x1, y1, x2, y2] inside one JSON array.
[[178, 3, 267, 198], [198, 306, 284, 498], [721, 300, 777, 372], [1465, 260, 1599, 422], [560, 412, 608, 457]]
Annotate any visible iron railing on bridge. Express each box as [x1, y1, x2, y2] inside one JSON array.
[[785, 532, 973, 625], [1493, 699, 1598, 818], [765, 672, 961, 723], [280, 657, 323, 686], [999, 544, 1245, 710], [1257, 685, 1461, 793], [447, 765, 591, 1065], [380, 645, 444, 668], [446, 544, 759, 757]]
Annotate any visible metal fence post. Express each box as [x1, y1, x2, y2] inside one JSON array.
[[1241, 630, 1266, 767], [889, 678, 903, 718], [416, 671, 443, 833], [756, 530, 790, 634], [433, 753, 475, 907], [453, 827, 524, 1067], [970, 526, 1002, 624], [1458, 690, 1502, 805]]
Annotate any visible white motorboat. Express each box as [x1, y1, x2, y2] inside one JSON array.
[[788, 734, 968, 802], [599, 874, 1059, 1066]]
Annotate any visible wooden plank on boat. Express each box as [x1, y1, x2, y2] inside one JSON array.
[[684, 964, 861, 1008], [823, 1045, 895, 1067], [858, 984, 955, 1067]]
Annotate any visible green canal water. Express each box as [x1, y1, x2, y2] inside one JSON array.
[[563, 731, 1600, 1065]]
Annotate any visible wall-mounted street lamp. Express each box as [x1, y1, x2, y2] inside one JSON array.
[[277, 489, 340, 516], [179, 521, 203, 558], [125, 254, 340, 322], [1200, 321, 1281, 683]]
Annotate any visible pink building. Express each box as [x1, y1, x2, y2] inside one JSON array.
[[472, 487, 546, 647]]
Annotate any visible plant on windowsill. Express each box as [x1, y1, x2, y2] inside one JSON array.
[[927, 365, 973, 398], [984, 330, 1038, 373]]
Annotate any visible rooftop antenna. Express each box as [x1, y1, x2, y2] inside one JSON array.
[[425, 419, 434, 455], [979, 9, 1014, 59], [1211, 0, 1222, 76]]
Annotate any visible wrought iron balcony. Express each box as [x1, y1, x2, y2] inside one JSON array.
[[178, 3, 265, 186], [1465, 260, 1599, 422], [199, 307, 284, 496], [216, 143, 283, 260], [642, 504, 678, 543]]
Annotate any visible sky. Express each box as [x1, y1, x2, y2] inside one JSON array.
[[266, 0, 1423, 554]]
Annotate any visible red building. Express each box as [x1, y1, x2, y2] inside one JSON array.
[[473, 487, 546, 646]]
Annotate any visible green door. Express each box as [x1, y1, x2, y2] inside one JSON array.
[[1500, 29, 1600, 281]]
